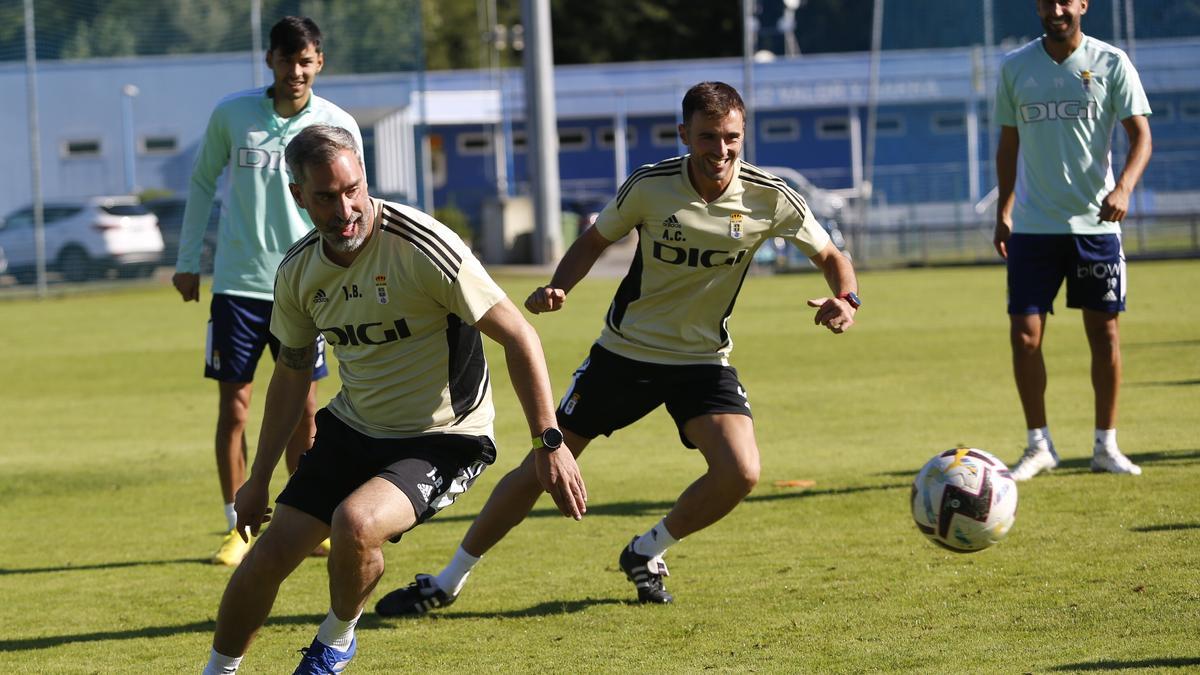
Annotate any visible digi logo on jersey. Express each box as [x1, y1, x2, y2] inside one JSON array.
[[318, 319, 412, 346], [652, 241, 748, 268], [1020, 100, 1100, 123], [237, 148, 284, 170]]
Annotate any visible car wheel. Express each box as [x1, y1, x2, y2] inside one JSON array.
[[57, 247, 93, 283]]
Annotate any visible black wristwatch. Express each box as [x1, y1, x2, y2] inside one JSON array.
[[838, 291, 862, 309], [532, 427, 564, 451]]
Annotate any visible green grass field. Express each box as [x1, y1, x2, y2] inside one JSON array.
[[1, 261, 1198, 673]]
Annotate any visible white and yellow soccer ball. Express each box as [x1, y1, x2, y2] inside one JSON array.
[[911, 447, 1018, 552]]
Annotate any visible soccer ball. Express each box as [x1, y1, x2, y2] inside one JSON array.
[[911, 447, 1018, 552]]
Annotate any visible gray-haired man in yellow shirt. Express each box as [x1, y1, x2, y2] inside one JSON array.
[[200, 124, 586, 675]]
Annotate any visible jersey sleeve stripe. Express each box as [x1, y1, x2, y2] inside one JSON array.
[[381, 204, 464, 280], [739, 164, 811, 214], [381, 206, 464, 267], [278, 230, 322, 270], [380, 223, 459, 281], [615, 157, 684, 209], [739, 174, 810, 218]]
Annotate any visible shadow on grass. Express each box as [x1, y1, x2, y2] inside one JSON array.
[[876, 448, 1200, 479], [0, 598, 628, 652], [0, 614, 324, 652], [431, 482, 909, 524], [1129, 523, 1200, 533], [1049, 656, 1200, 671], [394, 596, 626, 621], [1122, 338, 1200, 349], [0, 557, 207, 576], [1126, 378, 1200, 387]]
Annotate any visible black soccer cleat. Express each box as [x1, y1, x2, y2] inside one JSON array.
[[375, 573, 457, 617], [618, 536, 674, 604]]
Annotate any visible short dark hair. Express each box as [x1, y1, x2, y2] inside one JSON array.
[[286, 125, 362, 185], [682, 82, 745, 124], [269, 16, 322, 55]]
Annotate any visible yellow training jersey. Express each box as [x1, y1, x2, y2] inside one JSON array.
[[271, 198, 506, 439], [593, 157, 831, 366]]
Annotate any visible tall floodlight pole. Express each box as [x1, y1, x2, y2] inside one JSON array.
[[741, 0, 756, 164], [251, 0, 264, 87], [23, 0, 46, 296], [858, 0, 885, 259], [520, 0, 562, 264], [121, 84, 140, 194]]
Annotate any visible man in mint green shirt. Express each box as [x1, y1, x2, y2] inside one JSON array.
[[993, 0, 1152, 481], [172, 16, 362, 566]]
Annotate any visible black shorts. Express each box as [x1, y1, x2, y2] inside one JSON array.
[[555, 344, 752, 449], [276, 409, 496, 541]]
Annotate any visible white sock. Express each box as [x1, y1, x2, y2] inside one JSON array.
[[1095, 428, 1117, 451], [632, 518, 680, 559], [315, 608, 360, 652], [434, 546, 481, 596], [1027, 427, 1051, 448], [202, 648, 242, 675], [224, 503, 237, 532]]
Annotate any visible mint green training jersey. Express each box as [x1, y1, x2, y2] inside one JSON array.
[[176, 87, 362, 300], [994, 35, 1151, 235]]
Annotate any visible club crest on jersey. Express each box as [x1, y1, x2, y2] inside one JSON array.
[[374, 275, 389, 304], [729, 213, 744, 240], [1080, 70, 1092, 92]]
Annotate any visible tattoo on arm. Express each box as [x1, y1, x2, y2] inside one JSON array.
[[279, 344, 316, 370]]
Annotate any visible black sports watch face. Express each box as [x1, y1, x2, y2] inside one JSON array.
[[539, 427, 565, 450]]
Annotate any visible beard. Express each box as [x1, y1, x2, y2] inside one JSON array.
[[321, 201, 372, 255], [1042, 16, 1077, 41]]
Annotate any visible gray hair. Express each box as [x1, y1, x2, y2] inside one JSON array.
[[285, 124, 363, 185]]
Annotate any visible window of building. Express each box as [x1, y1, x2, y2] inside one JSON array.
[[62, 139, 102, 158], [456, 131, 494, 156], [874, 115, 905, 137], [598, 126, 637, 149], [932, 112, 966, 134], [815, 117, 850, 140], [652, 123, 680, 147], [511, 131, 527, 152], [139, 135, 178, 155], [760, 118, 800, 142], [1179, 100, 1200, 121], [557, 128, 590, 151]]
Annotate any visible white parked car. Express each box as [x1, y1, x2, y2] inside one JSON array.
[[0, 196, 164, 283]]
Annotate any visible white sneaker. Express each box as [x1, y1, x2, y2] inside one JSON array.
[[1091, 446, 1142, 475], [1010, 442, 1059, 481]]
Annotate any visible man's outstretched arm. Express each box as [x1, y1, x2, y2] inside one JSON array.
[[476, 298, 587, 519]]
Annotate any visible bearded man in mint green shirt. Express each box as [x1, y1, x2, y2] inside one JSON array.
[[993, 0, 1152, 482], [171, 16, 362, 567]]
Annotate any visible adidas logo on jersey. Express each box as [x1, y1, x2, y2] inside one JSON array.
[[1102, 290, 1118, 302], [418, 483, 433, 502], [313, 289, 329, 304], [662, 214, 681, 228], [1023, 75, 1038, 88]]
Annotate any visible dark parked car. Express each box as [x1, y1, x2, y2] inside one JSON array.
[[144, 197, 220, 274]]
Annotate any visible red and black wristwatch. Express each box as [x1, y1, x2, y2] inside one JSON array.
[[837, 291, 862, 309]]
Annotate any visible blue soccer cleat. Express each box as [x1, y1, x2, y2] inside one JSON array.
[[294, 636, 356, 674]]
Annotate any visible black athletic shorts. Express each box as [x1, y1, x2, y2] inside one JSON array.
[[555, 343, 752, 449], [276, 409, 496, 542]]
